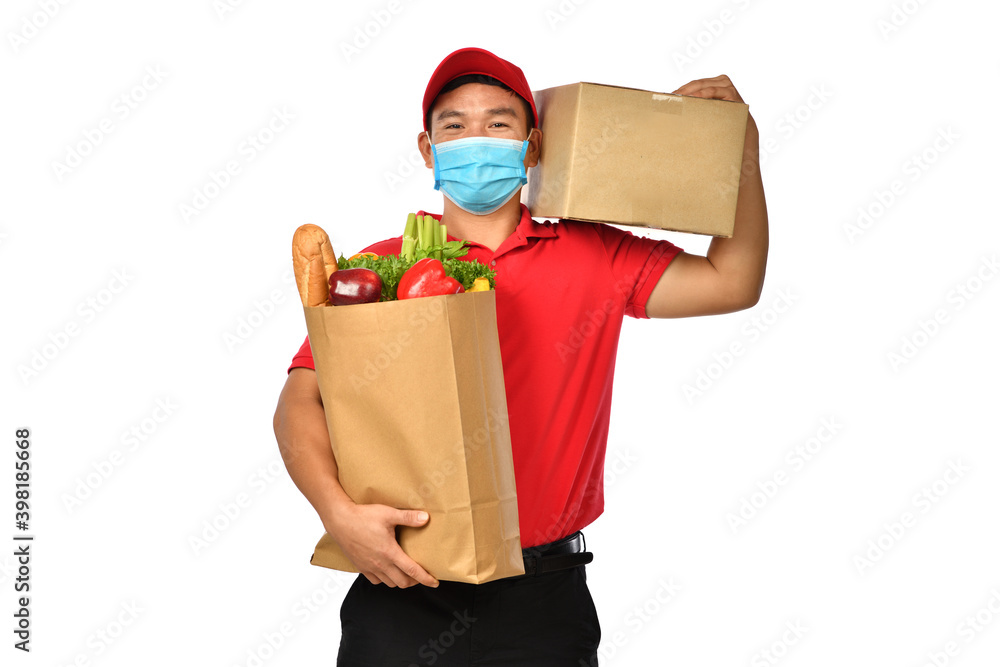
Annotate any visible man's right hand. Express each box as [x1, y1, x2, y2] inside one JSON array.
[[274, 367, 440, 590], [327, 502, 440, 588]]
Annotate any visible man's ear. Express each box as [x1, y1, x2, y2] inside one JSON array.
[[417, 130, 434, 168], [524, 127, 542, 169]]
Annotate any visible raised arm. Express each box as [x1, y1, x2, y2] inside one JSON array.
[[645, 74, 768, 319], [273, 367, 438, 588]]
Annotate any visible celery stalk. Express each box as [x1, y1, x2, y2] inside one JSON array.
[[434, 217, 443, 261], [417, 215, 428, 253], [423, 215, 434, 257], [402, 213, 417, 261]]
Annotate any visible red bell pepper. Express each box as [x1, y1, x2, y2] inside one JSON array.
[[397, 258, 465, 299]]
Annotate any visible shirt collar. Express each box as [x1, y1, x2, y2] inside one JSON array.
[[517, 203, 557, 239], [491, 204, 555, 257]]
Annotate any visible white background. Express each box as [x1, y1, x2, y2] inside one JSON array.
[[3, 0, 999, 665]]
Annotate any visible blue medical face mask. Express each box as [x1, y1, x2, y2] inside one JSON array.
[[428, 132, 532, 215]]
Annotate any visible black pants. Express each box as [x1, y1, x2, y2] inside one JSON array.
[[337, 565, 601, 666]]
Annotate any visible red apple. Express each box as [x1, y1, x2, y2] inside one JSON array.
[[329, 268, 382, 305]]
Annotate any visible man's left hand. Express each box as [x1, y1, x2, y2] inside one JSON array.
[[671, 74, 747, 105], [644, 73, 768, 319]]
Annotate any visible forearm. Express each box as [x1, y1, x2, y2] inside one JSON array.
[[705, 115, 769, 305], [273, 374, 354, 530], [272, 368, 437, 587]]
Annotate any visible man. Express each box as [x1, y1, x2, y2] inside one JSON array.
[[274, 47, 767, 665]]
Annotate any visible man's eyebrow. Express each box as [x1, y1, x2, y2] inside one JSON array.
[[434, 107, 520, 123], [485, 106, 519, 118], [434, 109, 465, 122]]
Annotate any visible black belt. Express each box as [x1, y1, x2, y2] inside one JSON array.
[[520, 531, 593, 577]]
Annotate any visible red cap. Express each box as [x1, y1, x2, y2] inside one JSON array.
[[422, 47, 538, 131]]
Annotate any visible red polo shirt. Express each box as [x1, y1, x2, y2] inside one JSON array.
[[289, 204, 682, 547]]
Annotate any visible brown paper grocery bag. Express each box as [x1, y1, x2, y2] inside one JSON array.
[[302, 290, 524, 584]]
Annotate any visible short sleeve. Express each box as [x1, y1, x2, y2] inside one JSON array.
[[593, 224, 683, 319], [287, 336, 315, 374]]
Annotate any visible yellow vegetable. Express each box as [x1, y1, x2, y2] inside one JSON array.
[[468, 277, 491, 292]]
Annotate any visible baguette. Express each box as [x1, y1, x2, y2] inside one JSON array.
[[292, 224, 338, 307]]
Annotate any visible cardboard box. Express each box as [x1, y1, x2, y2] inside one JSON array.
[[524, 82, 749, 237]]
